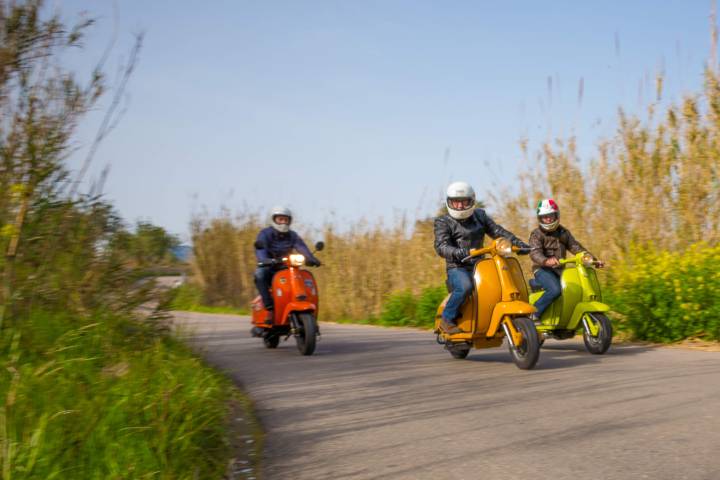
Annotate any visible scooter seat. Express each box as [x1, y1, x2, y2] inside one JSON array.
[[528, 279, 544, 292]]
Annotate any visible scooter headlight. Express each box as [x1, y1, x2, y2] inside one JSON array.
[[496, 238, 513, 257], [582, 253, 595, 267], [289, 254, 306, 267]]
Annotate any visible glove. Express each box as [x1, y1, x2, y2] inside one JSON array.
[[307, 258, 322, 267], [515, 240, 531, 250], [454, 248, 471, 262]]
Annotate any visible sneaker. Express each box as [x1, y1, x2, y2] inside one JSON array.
[[440, 319, 462, 335], [264, 309, 274, 326], [529, 313, 541, 324]]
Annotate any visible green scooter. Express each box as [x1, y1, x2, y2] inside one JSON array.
[[529, 251, 612, 354]]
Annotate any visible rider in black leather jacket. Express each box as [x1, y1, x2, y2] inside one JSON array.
[[434, 182, 529, 334]]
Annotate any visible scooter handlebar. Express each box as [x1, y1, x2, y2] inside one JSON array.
[[257, 258, 282, 267]]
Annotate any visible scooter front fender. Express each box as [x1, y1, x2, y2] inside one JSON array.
[[487, 301, 536, 337], [280, 301, 317, 325], [568, 301, 610, 330]]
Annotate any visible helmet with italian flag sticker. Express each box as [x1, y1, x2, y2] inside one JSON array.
[[536, 198, 560, 232]]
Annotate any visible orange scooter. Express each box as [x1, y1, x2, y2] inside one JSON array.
[[250, 241, 324, 355], [434, 238, 540, 369]]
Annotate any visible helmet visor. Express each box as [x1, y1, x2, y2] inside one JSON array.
[[538, 213, 558, 225], [448, 197, 474, 210], [273, 215, 291, 225]]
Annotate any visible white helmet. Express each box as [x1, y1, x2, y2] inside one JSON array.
[[446, 181, 476, 220], [536, 198, 560, 232], [270, 205, 292, 233]]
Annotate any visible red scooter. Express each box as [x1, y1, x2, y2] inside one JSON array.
[[250, 241, 324, 355]]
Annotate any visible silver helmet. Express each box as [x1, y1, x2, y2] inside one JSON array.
[[269, 205, 292, 233], [446, 181, 476, 220]]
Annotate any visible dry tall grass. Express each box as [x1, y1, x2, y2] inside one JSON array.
[[492, 71, 720, 263], [191, 211, 445, 321], [192, 69, 720, 323]]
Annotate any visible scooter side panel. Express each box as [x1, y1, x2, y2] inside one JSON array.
[[474, 259, 501, 334], [434, 292, 475, 334], [271, 269, 294, 325], [251, 295, 266, 326], [434, 295, 450, 331]]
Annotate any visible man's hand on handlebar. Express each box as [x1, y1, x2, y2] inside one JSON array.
[[545, 257, 560, 267], [307, 258, 322, 267]]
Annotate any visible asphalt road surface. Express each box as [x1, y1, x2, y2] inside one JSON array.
[[174, 312, 720, 480]]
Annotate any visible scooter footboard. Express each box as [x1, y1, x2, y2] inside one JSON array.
[[568, 301, 610, 330]]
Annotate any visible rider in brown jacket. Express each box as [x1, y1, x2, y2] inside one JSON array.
[[528, 198, 602, 321]]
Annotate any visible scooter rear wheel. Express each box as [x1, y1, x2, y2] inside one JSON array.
[[263, 333, 280, 349], [448, 343, 470, 359], [294, 312, 317, 356], [508, 317, 540, 370], [583, 313, 612, 354]]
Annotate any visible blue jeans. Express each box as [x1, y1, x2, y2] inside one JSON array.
[[254, 266, 280, 309], [443, 268, 474, 323], [533, 267, 562, 316]]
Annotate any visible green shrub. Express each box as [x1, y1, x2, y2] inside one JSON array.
[[416, 286, 447, 327], [0, 311, 234, 479], [377, 286, 446, 328], [606, 243, 720, 342], [379, 290, 417, 326]]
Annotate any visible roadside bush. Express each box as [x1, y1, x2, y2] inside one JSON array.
[[416, 286, 447, 327], [377, 286, 446, 328], [606, 243, 720, 342], [379, 290, 417, 326], [0, 311, 232, 478]]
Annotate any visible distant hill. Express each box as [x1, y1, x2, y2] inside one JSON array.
[[171, 245, 193, 263]]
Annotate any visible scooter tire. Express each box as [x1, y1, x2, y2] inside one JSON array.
[[295, 312, 317, 356], [583, 313, 612, 354], [448, 344, 470, 359], [508, 317, 540, 370], [263, 334, 280, 349]]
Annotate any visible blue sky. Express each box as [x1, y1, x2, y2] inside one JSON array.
[[59, 1, 714, 239]]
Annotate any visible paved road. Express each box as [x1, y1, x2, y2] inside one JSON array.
[[174, 312, 720, 480]]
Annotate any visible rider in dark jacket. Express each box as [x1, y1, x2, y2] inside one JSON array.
[[528, 198, 601, 321], [254, 206, 321, 321], [434, 181, 529, 334]]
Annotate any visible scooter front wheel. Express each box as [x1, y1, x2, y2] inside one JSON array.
[[508, 317, 540, 370], [583, 313, 612, 354], [294, 312, 317, 356]]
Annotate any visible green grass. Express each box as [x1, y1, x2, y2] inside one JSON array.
[[162, 283, 249, 316], [0, 310, 241, 479], [327, 286, 447, 329]]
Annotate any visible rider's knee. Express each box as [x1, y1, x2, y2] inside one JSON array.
[[546, 282, 562, 299]]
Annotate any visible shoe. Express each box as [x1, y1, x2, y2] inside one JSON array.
[[264, 309, 274, 326], [529, 313, 541, 324], [440, 319, 462, 335]]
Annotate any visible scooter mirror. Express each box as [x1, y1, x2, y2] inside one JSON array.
[[314, 241, 325, 251]]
